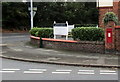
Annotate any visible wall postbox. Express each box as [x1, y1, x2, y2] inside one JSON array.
[[106, 28, 112, 43]]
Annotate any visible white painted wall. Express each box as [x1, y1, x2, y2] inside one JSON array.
[[97, 0, 113, 7]]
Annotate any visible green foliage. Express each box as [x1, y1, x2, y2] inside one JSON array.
[[75, 24, 97, 27], [29, 28, 40, 36], [29, 27, 53, 38], [34, 2, 98, 26], [103, 12, 118, 25], [2, 2, 98, 30], [2, 2, 29, 30], [72, 27, 104, 41]]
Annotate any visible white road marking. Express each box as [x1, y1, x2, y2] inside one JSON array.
[[78, 72, 94, 75], [79, 70, 94, 72], [0, 71, 15, 73], [29, 69, 47, 71], [100, 70, 116, 72], [0, 68, 117, 75], [100, 73, 117, 75], [100, 70, 117, 75], [78, 70, 94, 75], [56, 70, 72, 72], [24, 71, 43, 74], [2, 69, 20, 71], [52, 72, 70, 74]]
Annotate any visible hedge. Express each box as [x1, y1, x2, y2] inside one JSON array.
[[29, 27, 53, 38], [72, 27, 104, 41], [75, 24, 97, 27], [29, 28, 40, 36]]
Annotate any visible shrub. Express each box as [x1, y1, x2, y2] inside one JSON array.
[[103, 12, 118, 25], [75, 24, 97, 27], [29, 27, 40, 36], [29, 27, 53, 38], [72, 27, 104, 41]]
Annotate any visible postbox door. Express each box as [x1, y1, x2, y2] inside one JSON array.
[[106, 28, 112, 43]]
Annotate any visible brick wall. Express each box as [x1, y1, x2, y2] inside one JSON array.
[[113, 1, 120, 23], [115, 26, 120, 52], [43, 41, 105, 53], [119, 1, 120, 23], [99, 1, 120, 28], [31, 38, 40, 46], [105, 27, 116, 52], [105, 26, 120, 54], [99, 7, 113, 28], [113, 2, 119, 16], [30, 36, 105, 54]]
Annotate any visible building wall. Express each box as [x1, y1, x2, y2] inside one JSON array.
[[99, 1, 120, 28], [99, 7, 113, 28], [119, 1, 120, 23]]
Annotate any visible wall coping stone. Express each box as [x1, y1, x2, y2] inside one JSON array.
[[30, 36, 78, 43], [115, 26, 120, 28]]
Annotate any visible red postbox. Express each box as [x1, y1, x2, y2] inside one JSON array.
[[106, 28, 112, 43]]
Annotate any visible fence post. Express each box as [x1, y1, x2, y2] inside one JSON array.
[[39, 37, 43, 48]]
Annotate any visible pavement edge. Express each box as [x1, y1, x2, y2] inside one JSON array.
[[0, 55, 120, 68]]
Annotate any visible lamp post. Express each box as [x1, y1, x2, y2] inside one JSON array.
[[97, 0, 99, 27], [23, 0, 37, 29], [29, 0, 37, 29], [30, 0, 33, 29]]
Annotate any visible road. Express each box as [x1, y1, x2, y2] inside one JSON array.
[[1, 58, 119, 80], [1, 33, 30, 43], [0, 33, 119, 80]]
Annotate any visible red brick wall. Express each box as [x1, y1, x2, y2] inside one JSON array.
[[105, 26, 120, 54], [99, 1, 120, 28], [113, 2, 119, 16], [30, 37, 105, 54], [99, 7, 113, 28], [115, 27, 120, 52], [119, 1, 120, 23], [43, 41, 105, 53]]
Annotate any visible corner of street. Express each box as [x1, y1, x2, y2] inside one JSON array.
[[1, 33, 120, 68]]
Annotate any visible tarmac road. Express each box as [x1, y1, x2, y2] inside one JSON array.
[[1, 33, 30, 43], [1, 58, 119, 80]]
